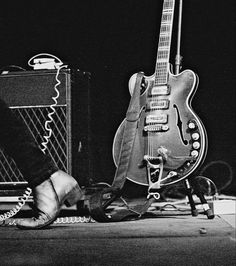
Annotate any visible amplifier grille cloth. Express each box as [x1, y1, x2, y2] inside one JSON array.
[[0, 105, 67, 183]]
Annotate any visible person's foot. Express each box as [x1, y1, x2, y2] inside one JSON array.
[[17, 170, 83, 229]]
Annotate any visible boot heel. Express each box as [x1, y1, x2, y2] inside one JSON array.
[[64, 184, 83, 207]]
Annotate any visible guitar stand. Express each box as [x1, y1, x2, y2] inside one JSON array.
[[184, 179, 198, 216], [173, 0, 214, 220], [184, 178, 215, 219]]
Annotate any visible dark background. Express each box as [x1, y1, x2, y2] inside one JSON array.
[[0, 0, 235, 194]]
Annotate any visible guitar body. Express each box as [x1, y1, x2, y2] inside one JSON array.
[[113, 69, 207, 187]]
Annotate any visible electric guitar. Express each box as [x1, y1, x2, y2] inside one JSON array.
[[112, 0, 207, 194]]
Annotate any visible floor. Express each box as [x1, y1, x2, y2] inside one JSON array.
[[0, 212, 235, 266]]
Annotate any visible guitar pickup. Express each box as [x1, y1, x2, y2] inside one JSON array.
[[147, 99, 169, 110], [146, 114, 168, 124], [150, 85, 170, 96]]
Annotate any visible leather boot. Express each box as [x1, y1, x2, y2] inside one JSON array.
[[17, 170, 83, 229]]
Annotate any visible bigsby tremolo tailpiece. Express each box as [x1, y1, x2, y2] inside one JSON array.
[[144, 148, 178, 200], [144, 154, 163, 200]]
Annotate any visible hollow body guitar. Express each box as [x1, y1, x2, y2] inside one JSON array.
[[113, 0, 207, 191]]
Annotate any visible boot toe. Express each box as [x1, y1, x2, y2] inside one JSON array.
[[16, 212, 55, 230]]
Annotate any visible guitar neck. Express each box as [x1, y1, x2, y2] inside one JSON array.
[[154, 0, 175, 86]]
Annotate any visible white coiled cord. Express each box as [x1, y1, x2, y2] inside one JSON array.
[[0, 187, 32, 222], [28, 53, 67, 154]]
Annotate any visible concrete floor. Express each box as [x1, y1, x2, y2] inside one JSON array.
[[0, 214, 235, 266]]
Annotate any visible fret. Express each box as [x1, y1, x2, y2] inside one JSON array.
[[156, 72, 168, 77], [162, 13, 172, 23], [156, 62, 168, 69], [159, 35, 170, 42], [163, 0, 174, 10], [156, 62, 168, 67], [160, 24, 171, 34], [159, 42, 170, 48], [156, 67, 167, 72], [156, 71, 167, 75], [163, 8, 174, 13], [157, 50, 169, 59], [156, 60, 168, 64], [158, 46, 169, 50], [159, 35, 170, 47], [156, 69, 167, 73]]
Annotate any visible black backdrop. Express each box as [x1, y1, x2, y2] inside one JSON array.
[[0, 0, 235, 194]]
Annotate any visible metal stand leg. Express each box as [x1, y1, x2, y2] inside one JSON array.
[[191, 178, 215, 219], [184, 179, 198, 216]]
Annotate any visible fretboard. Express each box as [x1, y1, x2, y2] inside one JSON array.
[[154, 0, 175, 85]]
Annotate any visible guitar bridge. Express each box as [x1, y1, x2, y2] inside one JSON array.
[[144, 124, 169, 132]]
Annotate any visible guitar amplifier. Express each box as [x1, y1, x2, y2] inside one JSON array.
[[0, 68, 92, 190]]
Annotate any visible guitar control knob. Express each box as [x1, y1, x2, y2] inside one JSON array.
[[188, 122, 196, 129], [191, 150, 199, 158], [192, 133, 200, 140], [192, 141, 200, 149]]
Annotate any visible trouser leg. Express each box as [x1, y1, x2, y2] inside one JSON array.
[[0, 98, 58, 188]]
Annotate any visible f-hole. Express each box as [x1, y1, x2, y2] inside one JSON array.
[[173, 104, 188, 145], [140, 77, 147, 94]]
